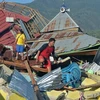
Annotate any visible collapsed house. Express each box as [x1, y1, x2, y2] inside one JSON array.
[[0, 2, 100, 61], [0, 2, 48, 49], [28, 6, 100, 61], [0, 3, 100, 100]]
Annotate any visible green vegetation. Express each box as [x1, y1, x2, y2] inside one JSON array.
[[26, 0, 100, 38], [87, 30, 100, 38]]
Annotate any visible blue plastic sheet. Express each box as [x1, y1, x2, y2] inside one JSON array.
[[9, 70, 37, 100], [62, 62, 81, 88]]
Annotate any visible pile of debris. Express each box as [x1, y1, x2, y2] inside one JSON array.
[[1, 2, 100, 100], [0, 50, 100, 100], [0, 2, 48, 49]]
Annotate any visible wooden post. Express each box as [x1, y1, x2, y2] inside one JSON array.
[[76, 82, 100, 90], [24, 60, 44, 100]]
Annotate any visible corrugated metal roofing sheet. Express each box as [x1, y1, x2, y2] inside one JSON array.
[[29, 9, 100, 56], [0, 30, 15, 47], [41, 12, 79, 33], [0, 10, 11, 33], [28, 31, 100, 56], [37, 68, 62, 91], [9, 70, 38, 100], [4, 10, 30, 22], [0, 9, 30, 33]]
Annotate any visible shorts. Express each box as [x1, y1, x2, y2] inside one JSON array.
[[16, 45, 24, 53], [38, 56, 51, 68]]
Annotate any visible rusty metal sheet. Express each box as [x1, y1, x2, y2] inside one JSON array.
[[41, 12, 79, 33], [42, 34, 53, 39], [28, 31, 100, 56], [30, 8, 100, 56]]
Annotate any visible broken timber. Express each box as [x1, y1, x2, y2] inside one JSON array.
[[24, 60, 44, 100], [0, 57, 71, 73], [0, 59, 48, 72], [63, 82, 100, 91]]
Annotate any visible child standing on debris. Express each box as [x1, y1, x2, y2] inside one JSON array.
[[15, 29, 26, 60], [36, 38, 56, 72]]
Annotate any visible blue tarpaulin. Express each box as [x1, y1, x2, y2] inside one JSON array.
[[62, 62, 81, 87]]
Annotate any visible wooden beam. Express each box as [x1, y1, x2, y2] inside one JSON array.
[[0, 59, 48, 72], [24, 60, 38, 91], [64, 82, 100, 91], [58, 49, 97, 56]]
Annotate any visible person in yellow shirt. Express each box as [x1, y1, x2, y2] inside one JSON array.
[[15, 29, 26, 60]]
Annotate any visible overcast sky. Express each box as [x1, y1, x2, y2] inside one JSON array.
[[0, 0, 33, 3]]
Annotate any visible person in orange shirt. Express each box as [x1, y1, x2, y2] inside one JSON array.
[[15, 29, 26, 60]]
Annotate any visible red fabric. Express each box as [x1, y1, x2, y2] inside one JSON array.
[[38, 55, 44, 60], [38, 56, 51, 68], [40, 46, 54, 59]]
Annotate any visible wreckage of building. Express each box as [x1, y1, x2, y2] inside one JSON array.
[[0, 2, 100, 58], [1, 3, 100, 100], [28, 6, 100, 59], [0, 2, 48, 49]]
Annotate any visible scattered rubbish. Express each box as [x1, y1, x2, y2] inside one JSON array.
[[47, 90, 67, 100], [0, 64, 13, 82], [66, 91, 80, 100], [84, 91, 100, 99], [56, 93, 66, 100], [88, 62, 100, 73], [0, 78, 6, 86]]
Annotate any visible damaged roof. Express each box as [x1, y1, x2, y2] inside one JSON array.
[[28, 30, 100, 56], [0, 9, 30, 33], [28, 8, 100, 56], [41, 11, 79, 33], [0, 2, 48, 28], [0, 2, 48, 47]]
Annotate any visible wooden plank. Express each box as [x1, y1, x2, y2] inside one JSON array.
[[58, 49, 98, 56], [24, 60, 38, 91], [76, 82, 100, 90], [64, 82, 100, 91], [24, 60, 44, 100], [0, 59, 48, 72]]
